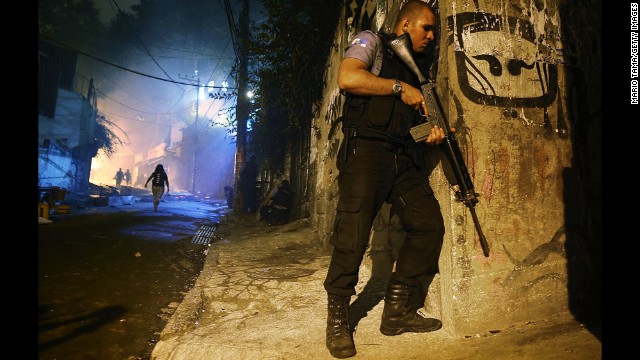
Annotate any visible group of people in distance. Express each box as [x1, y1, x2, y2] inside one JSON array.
[[119, 159, 292, 222], [113, 168, 131, 189], [112, 164, 171, 213]]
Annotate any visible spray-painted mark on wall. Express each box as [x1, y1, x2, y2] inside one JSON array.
[[446, 12, 558, 108], [502, 226, 566, 287], [454, 220, 475, 295], [481, 148, 501, 203], [451, 92, 480, 181], [446, 11, 569, 138], [326, 93, 343, 139], [345, 0, 379, 32], [326, 93, 344, 160]]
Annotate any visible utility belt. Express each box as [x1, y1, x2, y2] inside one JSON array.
[[362, 137, 411, 155], [344, 127, 413, 160]]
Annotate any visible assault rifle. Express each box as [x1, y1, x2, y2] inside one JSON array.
[[387, 33, 490, 257]]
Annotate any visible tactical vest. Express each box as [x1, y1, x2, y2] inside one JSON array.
[[342, 32, 422, 145]]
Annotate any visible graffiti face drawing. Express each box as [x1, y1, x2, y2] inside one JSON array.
[[449, 12, 557, 108]]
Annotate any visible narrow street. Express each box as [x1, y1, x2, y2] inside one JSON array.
[[38, 195, 227, 360], [37, 193, 602, 360]]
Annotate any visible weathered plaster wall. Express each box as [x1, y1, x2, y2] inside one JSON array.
[[437, 0, 573, 335], [309, 0, 600, 337], [38, 89, 98, 192], [38, 90, 87, 190], [38, 89, 86, 148]]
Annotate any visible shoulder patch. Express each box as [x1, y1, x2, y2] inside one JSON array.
[[351, 38, 368, 47]]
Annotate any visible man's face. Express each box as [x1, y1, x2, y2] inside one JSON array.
[[406, 9, 437, 53]]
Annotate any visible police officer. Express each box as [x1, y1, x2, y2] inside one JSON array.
[[323, 1, 459, 358]]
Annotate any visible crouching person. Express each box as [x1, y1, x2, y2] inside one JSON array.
[[259, 179, 293, 226]]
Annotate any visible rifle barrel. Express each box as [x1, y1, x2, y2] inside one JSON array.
[[469, 206, 490, 257]]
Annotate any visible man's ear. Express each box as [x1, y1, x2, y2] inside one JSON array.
[[402, 19, 409, 32]]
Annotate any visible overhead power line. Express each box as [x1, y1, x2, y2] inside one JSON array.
[[222, 0, 240, 59], [39, 34, 237, 90], [108, 0, 176, 82]]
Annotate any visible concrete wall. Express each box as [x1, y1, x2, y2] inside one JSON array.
[[309, 0, 600, 337], [38, 89, 86, 148], [38, 145, 75, 189], [38, 88, 98, 193], [38, 90, 86, 191]]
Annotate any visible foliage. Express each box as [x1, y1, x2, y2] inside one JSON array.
[[104, 0, 234, 76], [93, 114, 129, 158], [38, 0, 107, 51], [248, 0, 342, 172], [209, 91, 238, 100]]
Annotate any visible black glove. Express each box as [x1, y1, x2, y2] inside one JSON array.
[[450, 185, 463, 202], [451, 185, 479, 205]]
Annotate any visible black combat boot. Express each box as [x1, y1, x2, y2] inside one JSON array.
[[379, 282, 442, 336], [326, 294, 356, 358]]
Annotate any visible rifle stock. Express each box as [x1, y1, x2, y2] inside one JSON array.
[[387, 33, 490, 257]]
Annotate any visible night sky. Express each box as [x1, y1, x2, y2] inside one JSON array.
[[94, 0, 139, 24]]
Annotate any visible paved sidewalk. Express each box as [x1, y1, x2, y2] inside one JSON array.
[[151, 215, 602, 360]]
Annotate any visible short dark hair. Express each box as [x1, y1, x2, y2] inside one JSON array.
[[395, 0, 434, 27]]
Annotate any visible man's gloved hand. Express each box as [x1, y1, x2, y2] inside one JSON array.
[[451, 184, 479, 205], [450, 184, 464, 202]]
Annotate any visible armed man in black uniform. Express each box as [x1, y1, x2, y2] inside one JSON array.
[[323, 1, 460, 358]]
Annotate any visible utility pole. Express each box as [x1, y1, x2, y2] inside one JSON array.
[[179, 70, 200, 195], [234, 0, 250, 211]]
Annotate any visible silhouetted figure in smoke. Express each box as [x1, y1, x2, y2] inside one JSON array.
[[124, 169, 132, 186], [239, 155, 258, 213], [113, 168, 124, 190], [144, 164, 170, 212], [224, 186, 234, 208]]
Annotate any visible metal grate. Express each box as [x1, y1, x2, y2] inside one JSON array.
[[192, 225, 217, 245]]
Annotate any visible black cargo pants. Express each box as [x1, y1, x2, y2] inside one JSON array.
[[323, 137, 445, 297]]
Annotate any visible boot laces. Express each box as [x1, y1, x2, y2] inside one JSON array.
[[327, 298, 350, 339], [416, 307, 428, 319]]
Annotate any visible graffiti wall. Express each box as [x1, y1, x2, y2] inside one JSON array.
[[309, 0, 599, 337]]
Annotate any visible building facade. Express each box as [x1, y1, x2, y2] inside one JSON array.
[[38, 38, 98, 194]]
